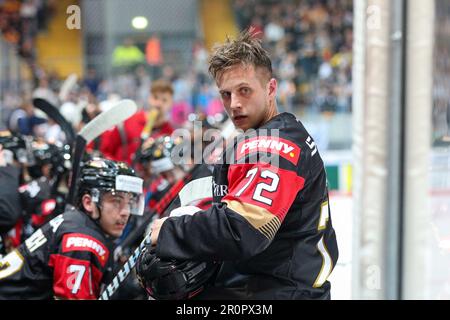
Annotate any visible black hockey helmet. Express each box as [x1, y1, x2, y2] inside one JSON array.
[[0, 130, 28, 163], [78, 158, 144, 215], [136, 246, 219, 300], [0, 130, 26, 150], [27, 140, 71, 179], [138, 136, 183, 174]]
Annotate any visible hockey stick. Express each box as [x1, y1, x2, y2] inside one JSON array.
[[59, 73, 78, 102], [66, 99, 138, 207], [115, 118, 236, 253], [132, 109, 159, 167], [112, 163, 210, 260], [32, 98, 77, 146], [98, 119, 235, 300], [33, 72, 78, 144], [98, 175, 215, 301]]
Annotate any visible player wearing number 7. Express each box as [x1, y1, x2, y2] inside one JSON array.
[[137, 29, 339, 300], [0, 158, 144, 299]]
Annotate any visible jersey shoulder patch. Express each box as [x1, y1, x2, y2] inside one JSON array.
[[61, 233, 109, 267]]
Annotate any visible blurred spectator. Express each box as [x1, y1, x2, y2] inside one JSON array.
[[264, 18, 285, 44], [0, 0, 55, 76], [60, 90, 83, 130], [134, 65, 152, 107], [2, 91, 25, 131], [112, 38, 145, 73], [0, 0, 358, 153], [44, 118, 65, 144], [145, 34, 163, 66], [171, 100, 192, 128], [83, 68, 102, 96], [192, 39, 209, 79], [232, 0, 254, 30], [16, 100, 47, 136], [7, 105, 27, 133], [99, 79, 175, 165], [172, 72, 194, 105], [232, 0, 353, 115], [433, 3, 450, 142], [32, 76, 58, 107]]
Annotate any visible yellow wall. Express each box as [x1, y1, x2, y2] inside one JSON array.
[[200, 0, 239, 51], [36, 0, 83, 78], [35, 0, 238, 78]]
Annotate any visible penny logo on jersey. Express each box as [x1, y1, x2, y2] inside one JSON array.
[[236, 136, 301, 165], [62, 233, 109, 266]]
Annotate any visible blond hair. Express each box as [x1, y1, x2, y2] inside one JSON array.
[[208, 29, 273, 82], [150, 79, 174, 96]]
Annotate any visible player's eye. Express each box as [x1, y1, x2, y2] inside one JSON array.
[[239, 87, 251, 95], [220, 91, 231, 100]]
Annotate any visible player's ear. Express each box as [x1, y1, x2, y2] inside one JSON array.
[[82, 194, 99, 219], [267, 78, 277, 98]]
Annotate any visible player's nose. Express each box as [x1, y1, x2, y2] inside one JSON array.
[[230, 93, 242, 110]]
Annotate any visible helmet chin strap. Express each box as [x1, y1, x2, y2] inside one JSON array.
[[84, 189, 102, 223], [89, 188, 103, 221], [93, 203, 103, 221], [94, 200, 118, 240]]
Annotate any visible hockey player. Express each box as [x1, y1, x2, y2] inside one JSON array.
[[100, 79, 175, 165], [0, 131, 28, 255], [8, 139, 71, 247], [138, 136, 185, 210], [137, 30, 339, 300], [0, 158, 144, 299], [0, 145, 22, 256], [138, 135, 213, 213]]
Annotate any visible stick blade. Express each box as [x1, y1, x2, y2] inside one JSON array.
[[33, 97, 76, 145], [59, 73, 78, 102], [79, 99, 138, 143]]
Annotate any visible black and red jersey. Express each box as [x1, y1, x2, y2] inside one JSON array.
[[0, 166, 21, 235], [155, 112, 339, 299], [3, 177, 60, 250], [0, 209, 114, 300], [145, 176, 173, 213]]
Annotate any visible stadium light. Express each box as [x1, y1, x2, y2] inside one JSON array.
[[132, 16, 148, 30]]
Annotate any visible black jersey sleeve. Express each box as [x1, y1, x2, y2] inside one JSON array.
[[0, 166, 22, 233], [156, 134, 306, 261]]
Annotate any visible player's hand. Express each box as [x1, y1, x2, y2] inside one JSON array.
[[150, 217, 168, 245], [0, 145, 6, 167], [0, 144, 16, 167]]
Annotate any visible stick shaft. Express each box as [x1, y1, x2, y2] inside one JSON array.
[[66, 136, 86, 206], [33, 98, 76, 145]]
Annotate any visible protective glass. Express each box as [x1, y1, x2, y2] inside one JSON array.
[[95, 190, 145, 216]]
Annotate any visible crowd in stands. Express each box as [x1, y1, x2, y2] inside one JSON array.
[[433, 0, 450, 142], [0, 62, 223, 145], [3, 0, 450, 144], [0, 0, 56, 71], [0, 0, 356, 141], [232, 0, 353, 115]]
